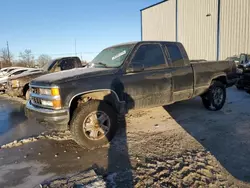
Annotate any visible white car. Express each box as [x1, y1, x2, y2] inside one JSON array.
[[0, 67, 24, 76], [0, 68, 32, 84], [10, 68, 42, 78]]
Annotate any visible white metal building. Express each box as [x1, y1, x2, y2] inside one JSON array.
[[141, 0, 250, 60]]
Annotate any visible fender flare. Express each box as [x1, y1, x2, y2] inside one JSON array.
[[210, 73, 228, 85], [68, 89, 122, 108]]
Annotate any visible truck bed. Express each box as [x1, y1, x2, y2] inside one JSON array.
[[191, 60, 237, 96]]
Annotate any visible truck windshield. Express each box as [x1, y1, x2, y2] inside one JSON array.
[[42, 60, 56, 72], [90, 44, 135, 68]]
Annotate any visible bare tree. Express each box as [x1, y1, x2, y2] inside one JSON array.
[[19, 49, 35, 67], [0, 48, 13, 68], [36, 54, 52, 68]]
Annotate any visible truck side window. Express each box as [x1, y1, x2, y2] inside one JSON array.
[[131, 44, 166, 70], [59, 59, 75, 70], [166, 44, 183, 66]]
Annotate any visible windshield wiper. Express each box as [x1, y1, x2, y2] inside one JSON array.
[[95, 62, 108, 67]]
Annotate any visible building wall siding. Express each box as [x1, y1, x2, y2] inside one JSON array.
[[141, 0, 176, 41], [142, 0, 250, 61], [177, 0, 218, 61], [219, 0, 250, 60]]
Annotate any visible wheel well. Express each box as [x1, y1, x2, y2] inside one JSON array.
[[212, 76, 227, 85], [23, 83, 29, 96], [68, 91, 119, 125]]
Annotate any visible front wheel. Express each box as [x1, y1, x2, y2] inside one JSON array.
[[70, 100, 118, 149], [201, 81, 226, 111]]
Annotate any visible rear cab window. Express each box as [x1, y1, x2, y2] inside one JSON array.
[[131, 44, 166, 70], [59, 59, 77, 70], [165, 43, 184, 67]]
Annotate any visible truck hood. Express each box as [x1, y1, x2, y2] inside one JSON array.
[[9, 71, 45, 80], [31, 67, 118, 85]]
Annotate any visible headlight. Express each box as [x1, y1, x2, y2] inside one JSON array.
[[40, 99, 61, 109], [11, 80, 20, 88], [41, 100, 53, 106], [33, 87, 61, 109], [31, 86, 61, 109], [39, 88, 52, 95], [39, 88, 60, 96]]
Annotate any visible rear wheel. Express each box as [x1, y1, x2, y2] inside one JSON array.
[[70, 100, 118, 149], [201, 81, 226, 111]]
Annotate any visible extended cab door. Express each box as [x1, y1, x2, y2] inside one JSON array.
[[164, 43, 193, 102], [121, 43, 172, 109]]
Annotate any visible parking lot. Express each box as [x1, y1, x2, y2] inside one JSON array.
[[0, 87, 250, 187]]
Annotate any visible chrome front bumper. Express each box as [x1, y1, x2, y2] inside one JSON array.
[[25, 100, 70, 130]]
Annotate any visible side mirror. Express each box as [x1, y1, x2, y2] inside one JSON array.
[[127, 62, 144, 73]]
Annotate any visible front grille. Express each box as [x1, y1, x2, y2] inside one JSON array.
[[29, 85, 60, 109], [30, 86, 42, 107], [32, 87, 40, 94], [31, 97, 42, 105]]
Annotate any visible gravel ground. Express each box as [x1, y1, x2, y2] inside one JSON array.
[[0, 87, 250, 187]]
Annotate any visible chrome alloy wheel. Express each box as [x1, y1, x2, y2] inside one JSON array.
[[83, 111, 111, 140], [212, 87, 224, 106]]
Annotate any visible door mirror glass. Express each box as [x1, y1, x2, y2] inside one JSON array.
[[127, 62, 144, 73]]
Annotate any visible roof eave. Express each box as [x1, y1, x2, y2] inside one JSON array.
[[140, 0, 167, 12]]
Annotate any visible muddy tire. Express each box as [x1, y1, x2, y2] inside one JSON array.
[[201, 81, 226, 111], [70, 100, 118, 149]]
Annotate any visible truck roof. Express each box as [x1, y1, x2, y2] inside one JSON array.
[[52, 56, 80, 61], [108, 41, 181, 48]]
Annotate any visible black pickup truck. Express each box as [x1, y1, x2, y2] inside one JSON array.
[[235, 54, 250, 92], [25, 41, 237, 148], [7, 56, 82, 99]]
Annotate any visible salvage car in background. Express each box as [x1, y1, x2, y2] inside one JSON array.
[[0, 67, 34, 92], [7, 56, 82, 99], [0, 67, 24, 76], [25, 41, 238, 149], [235, 54, 250, 91]]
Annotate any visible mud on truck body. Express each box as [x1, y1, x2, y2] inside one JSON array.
[[25, 41, 237, 149]]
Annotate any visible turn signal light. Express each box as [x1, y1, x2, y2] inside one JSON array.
[[52, 99, 61, 109], [51, 88, 60, 96]]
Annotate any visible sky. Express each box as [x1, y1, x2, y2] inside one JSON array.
[[0, 0, 162, 61]]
